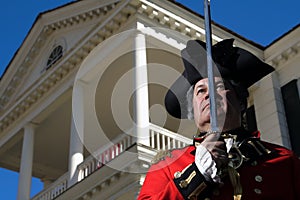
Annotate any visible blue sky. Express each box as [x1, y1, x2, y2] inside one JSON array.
[[0, 0, 299, 199]]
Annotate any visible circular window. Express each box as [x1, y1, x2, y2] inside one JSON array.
[[46, 45, 63, 70]]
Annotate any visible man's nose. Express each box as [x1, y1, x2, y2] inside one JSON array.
[[204, 89, 209, 100], [205, 88, 222, 100]]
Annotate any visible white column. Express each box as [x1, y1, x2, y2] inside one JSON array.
[[68, 116, 84, 186], [253, 73, 291, 148], [134, 32, 150, 146], [17, 123, 35, 200]]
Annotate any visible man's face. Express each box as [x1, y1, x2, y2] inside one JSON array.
[[193, 77, 242, 132]]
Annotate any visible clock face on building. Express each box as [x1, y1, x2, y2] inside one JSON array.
[[46, 45, 63, 70]]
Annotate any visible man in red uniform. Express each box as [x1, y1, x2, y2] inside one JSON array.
[[138, 39, 300, 200]]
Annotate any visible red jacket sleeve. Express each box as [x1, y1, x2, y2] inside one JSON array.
[[138, 161, 209, 199], [138, 164, 184, 200]]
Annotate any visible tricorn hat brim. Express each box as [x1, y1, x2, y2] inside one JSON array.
[[165, 39, 274, 119]]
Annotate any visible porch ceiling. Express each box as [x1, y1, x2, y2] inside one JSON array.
[[0, 97, 71, 180]]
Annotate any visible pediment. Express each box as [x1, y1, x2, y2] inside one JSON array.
[[0, 0, 121, 113], [14, 22, 97, 101]]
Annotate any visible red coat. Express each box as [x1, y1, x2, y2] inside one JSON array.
[[138, 137, 300, 200]]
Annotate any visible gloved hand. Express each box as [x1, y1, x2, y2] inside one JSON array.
[[195, 132, 229, 183], [202, 132, 229, 168]]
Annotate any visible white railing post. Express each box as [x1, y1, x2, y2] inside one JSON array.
[[156, 132, 160, 150]]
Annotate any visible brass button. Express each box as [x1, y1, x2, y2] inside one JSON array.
[[189, 195, 197, 200], [174, 171, 181, 178], [251, 161, 258, 166], [254, 188, 262, 194], [255, 175, 263, 182], [194, 142, 201, 147]]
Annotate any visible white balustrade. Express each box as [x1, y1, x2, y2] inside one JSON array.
[[149, 123, 192, 150], [31, 173, 68, 200], [31, 124, 191, 200], [32, 133, 134, 200], [77, 133, 135, 181]]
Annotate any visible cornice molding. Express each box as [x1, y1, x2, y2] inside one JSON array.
[[80, 171, 125, 199], [138, 0, 224, 43], [267, 41, 300, 68]]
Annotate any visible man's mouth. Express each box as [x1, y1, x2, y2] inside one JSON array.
[[202, 102, 222, 111], [202, 103, 210, 111]]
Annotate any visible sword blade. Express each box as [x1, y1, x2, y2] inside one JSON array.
[[204, 0, 219, 132]]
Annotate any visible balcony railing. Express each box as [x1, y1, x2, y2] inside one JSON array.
[[31, 173, 68, 200], [149, 123, 192, 150], [32, 134, 134, 200], [31, 123, 192, 200], [77, 133, 135, 181]]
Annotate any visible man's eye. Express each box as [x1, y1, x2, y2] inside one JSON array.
[[216, 83, 225, 90], [196, 88, 205, 95]]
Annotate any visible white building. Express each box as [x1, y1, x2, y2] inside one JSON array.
[[0, 0, 299, 199]]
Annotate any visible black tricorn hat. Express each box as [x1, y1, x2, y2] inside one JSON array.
[[165, 39, 274, 119]]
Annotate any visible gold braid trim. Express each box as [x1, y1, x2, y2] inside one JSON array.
[[151, 150, 172, 164]]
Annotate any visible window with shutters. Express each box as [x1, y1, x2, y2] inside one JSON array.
[[281, 79, 300, 156]]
